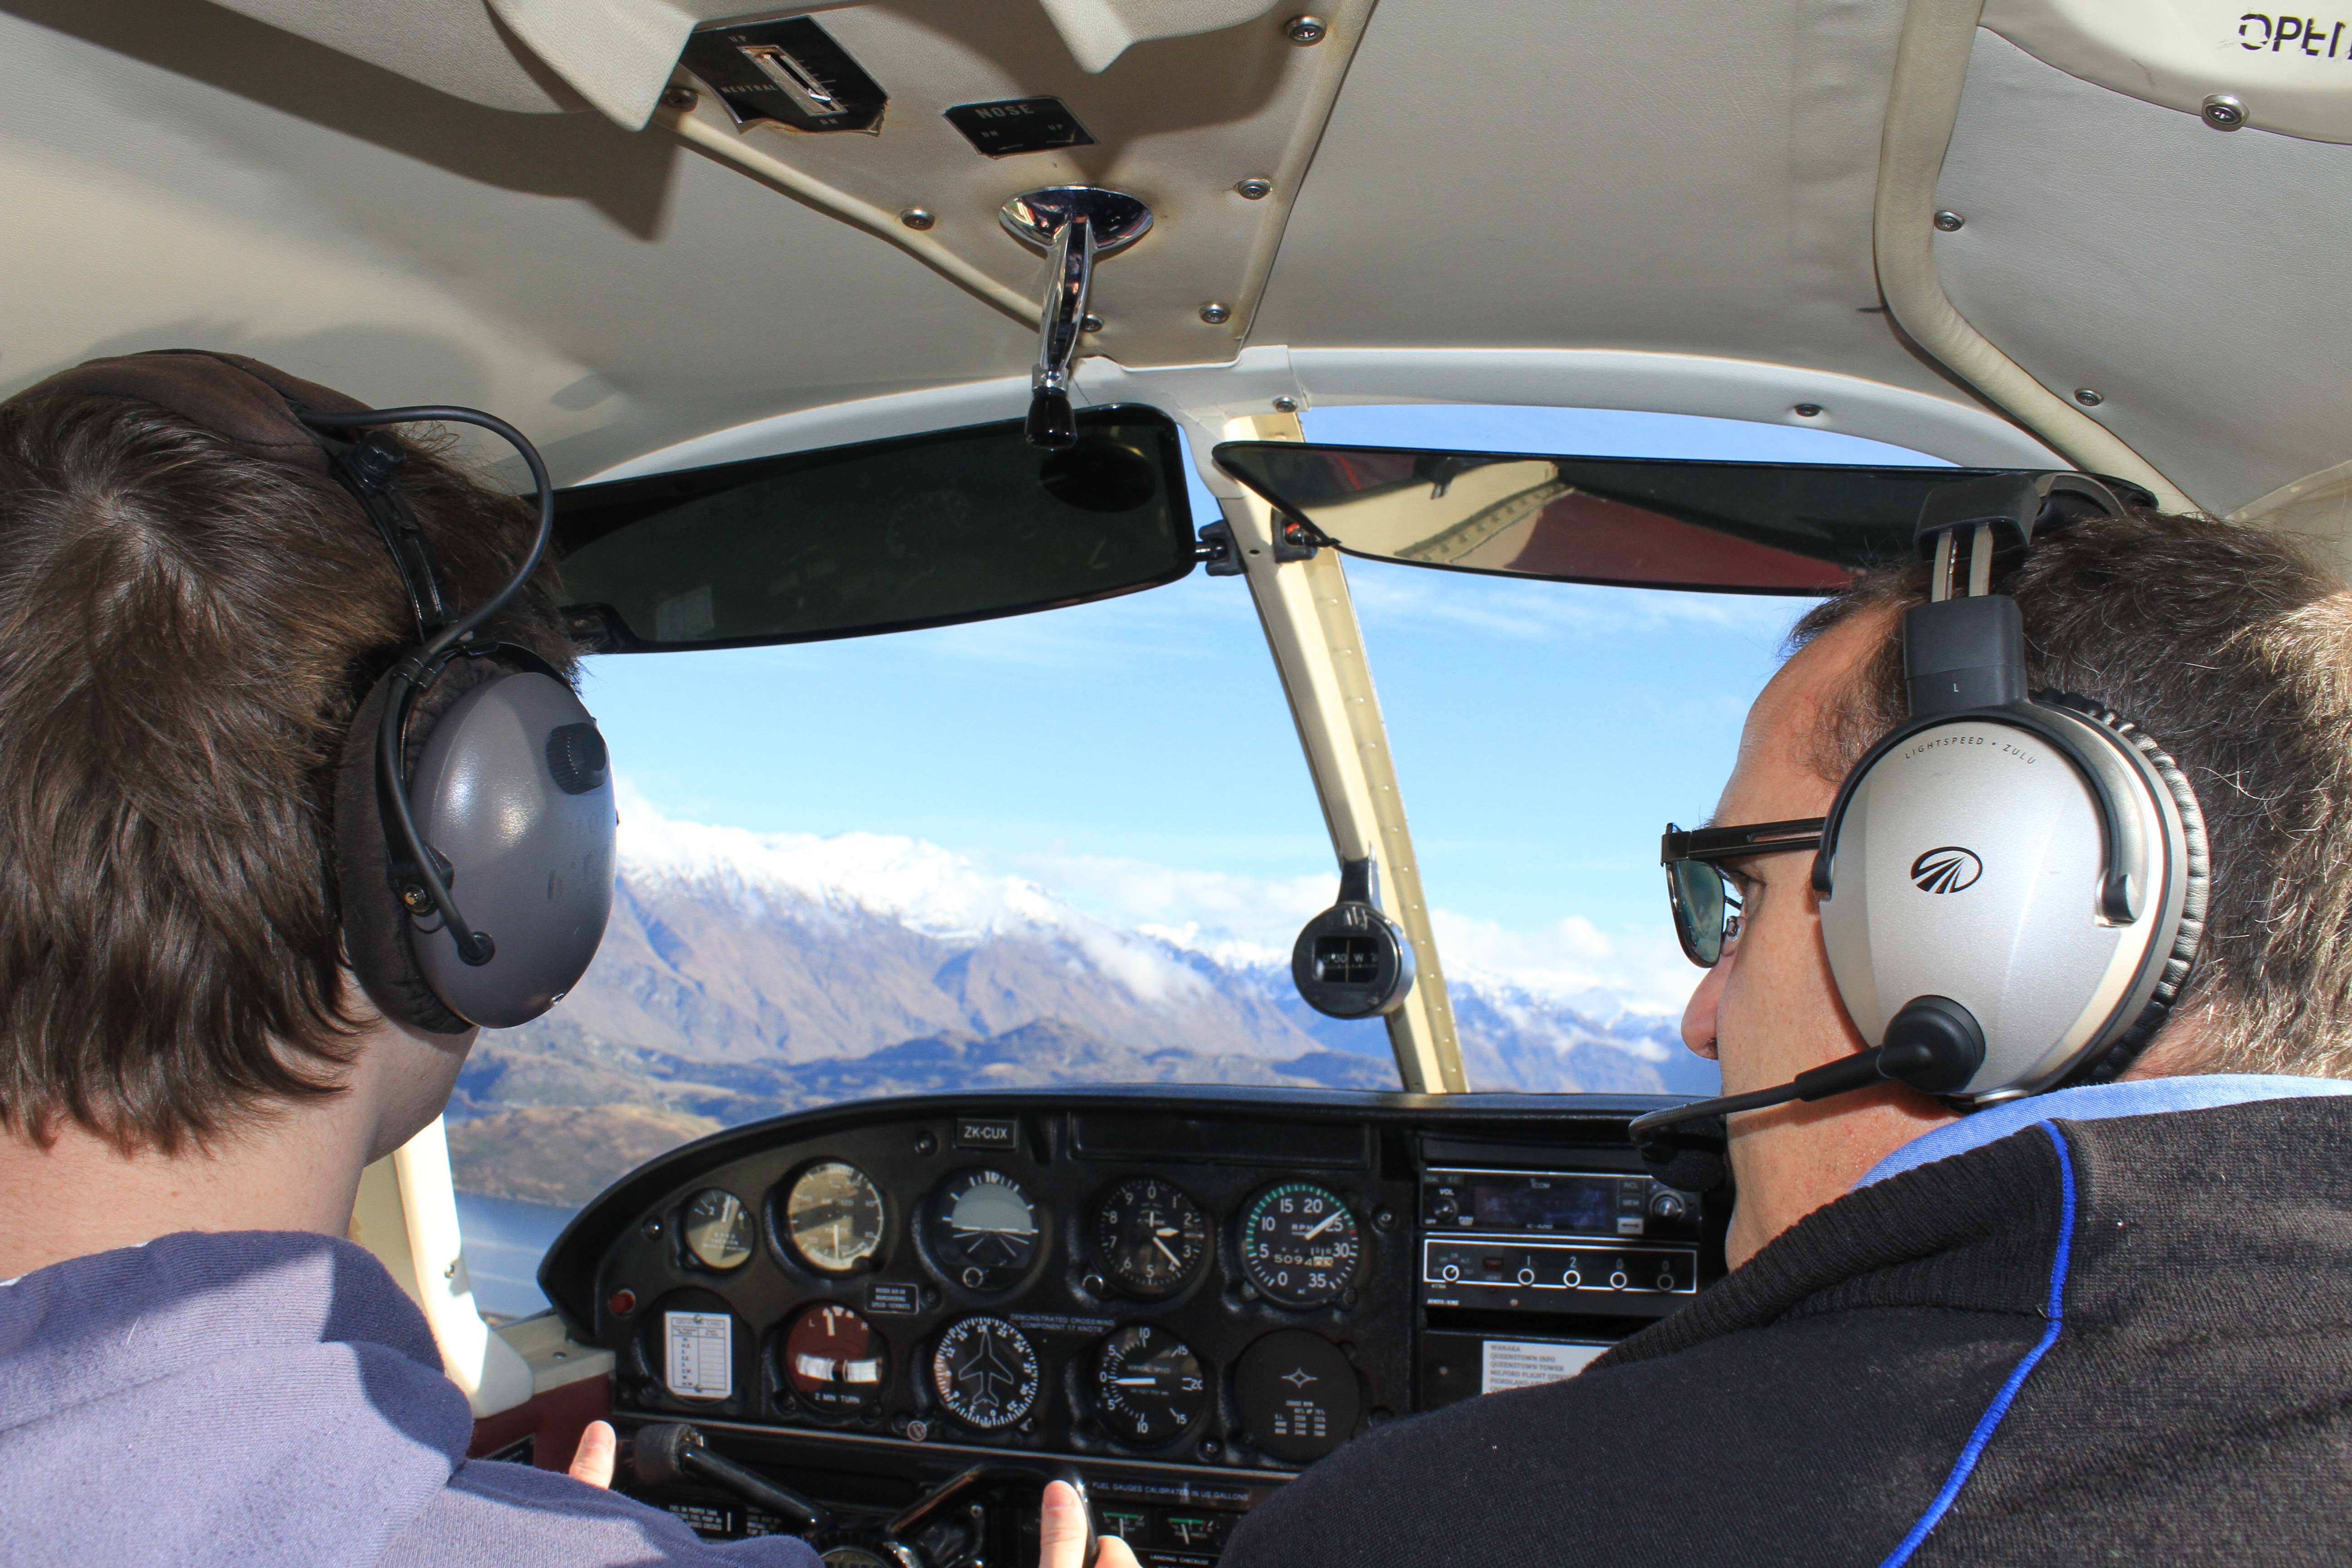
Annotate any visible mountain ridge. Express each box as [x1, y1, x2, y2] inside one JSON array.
[[449, 808, 1716, 1206]]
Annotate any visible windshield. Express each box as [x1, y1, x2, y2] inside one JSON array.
[[1301, 407, 1948, 1113], [454, 407, 1947, 1320]]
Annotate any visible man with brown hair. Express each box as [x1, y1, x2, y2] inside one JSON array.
[[1228, 507, 2352, 1565], [0, 355, 829, 1567]]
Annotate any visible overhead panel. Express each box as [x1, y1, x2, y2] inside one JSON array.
[[0, 0, 1041, 482], [1251, 0, 1983, 431], [199, 0, 584, 113], [1932, 29, 2352, 515], [651, 2, 1376, 369]]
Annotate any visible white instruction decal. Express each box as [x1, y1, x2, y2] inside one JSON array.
[[1480, 1338, 1606, 1394], [665, 1310, 734, 1400]]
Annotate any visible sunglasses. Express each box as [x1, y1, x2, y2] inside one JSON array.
[[1659, 818, 1826, 966]]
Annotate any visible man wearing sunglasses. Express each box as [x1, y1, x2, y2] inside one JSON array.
[[1225, 506, 2352, 1565]]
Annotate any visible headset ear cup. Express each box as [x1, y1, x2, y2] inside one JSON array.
[[333, 655, 522, 1035], [2040, 693, 2211, 1083]]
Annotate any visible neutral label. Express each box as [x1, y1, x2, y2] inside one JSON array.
[[665, 1310, 734, 1400], [1480, 1338, 1607, 1394]]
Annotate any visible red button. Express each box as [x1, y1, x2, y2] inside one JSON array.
[[607, 1289, 637, 1316]]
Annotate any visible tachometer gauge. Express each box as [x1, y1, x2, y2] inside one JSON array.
[[780, 1302, 888, 1414], [1094, 1324, 1205, 1446], [682, 1189, 753, 1270], [929, 1168, 1040, 1292], [931, 1315, 1040, 1430], [1239, 1182, 1360, 1308], [784, 1161, 886, 1273], [1093, 1178, 1209, 1299]]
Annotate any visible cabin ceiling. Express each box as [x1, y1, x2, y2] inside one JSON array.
[[2, 0, 2349, 525]]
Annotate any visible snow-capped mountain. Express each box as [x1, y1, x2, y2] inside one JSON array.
[[447, 805, 1716, 1205]]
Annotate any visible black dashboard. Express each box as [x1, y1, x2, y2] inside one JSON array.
[[540, 1087, 1726, 1567]]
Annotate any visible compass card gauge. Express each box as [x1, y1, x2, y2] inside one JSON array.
[[780, 1302, 889, 1414], [928, 1168, 1041, 1293], [682, 1189, 754, 1271], [931, 1314, 1040, 1431], [1239, 1182, 1361, 1308], [1094, 1324, 1205, 1446], [784, 1161, 886, 1274], [1093, 1177, 1209, 1299]]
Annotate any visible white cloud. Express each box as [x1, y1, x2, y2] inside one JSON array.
[[1432, 909, 1695, 1018], [616, 784, 1696, 1022], [994, 849, 1333, 953], [615, 784, 1210, 1005]]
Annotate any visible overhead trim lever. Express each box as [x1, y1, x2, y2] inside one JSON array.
[[1000, 186, 1154, 450]]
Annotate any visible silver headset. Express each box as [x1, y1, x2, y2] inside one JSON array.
[[1632, 473, 2208, 1165]]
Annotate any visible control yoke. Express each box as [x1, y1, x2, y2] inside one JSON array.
[[888, 1462, 1099, 1568], [632, 1426, 1098, 1568], [999, 187, 1154, 451], [632, 1422, 827, 1533]]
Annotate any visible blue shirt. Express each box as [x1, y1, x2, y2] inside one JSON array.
[[0, 1230, 820, 1568], [1856, 1073, 2352, 1188]]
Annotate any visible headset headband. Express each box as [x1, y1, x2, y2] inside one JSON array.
[[12, 350, 366, 475]]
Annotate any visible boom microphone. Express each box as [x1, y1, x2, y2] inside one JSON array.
[[1628, 996, 1986, 1165]]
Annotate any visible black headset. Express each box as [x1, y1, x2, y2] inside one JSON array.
[[1632, 472, 2209, 1176], [12, 351, 616, 1033]]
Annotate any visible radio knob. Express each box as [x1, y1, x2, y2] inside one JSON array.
[[1649, 1192, 1687, 1221], [1431, 1194, 1459, 1223]]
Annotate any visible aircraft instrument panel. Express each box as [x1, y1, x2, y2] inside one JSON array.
[[539, 1088, 1727, 1566]]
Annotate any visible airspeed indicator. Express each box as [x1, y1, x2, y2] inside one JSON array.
[[1239, 1182, 1360, 1308]]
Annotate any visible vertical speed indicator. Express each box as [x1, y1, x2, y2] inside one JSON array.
[[1239, 1182, 1360, 1308]]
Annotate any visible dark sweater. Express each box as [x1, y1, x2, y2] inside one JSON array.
[[1222, 1098, 2352, 1567]]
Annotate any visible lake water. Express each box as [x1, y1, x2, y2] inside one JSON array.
[[455, 1191, 579, 1322]]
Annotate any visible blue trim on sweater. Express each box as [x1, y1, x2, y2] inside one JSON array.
[[1875, 1121, 2078, 1568], [1856, 1074, 2352, 1189]]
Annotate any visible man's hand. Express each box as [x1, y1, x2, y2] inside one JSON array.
[[1042, 1480, 1139, 1568], [568, 1420, 617, 1488]]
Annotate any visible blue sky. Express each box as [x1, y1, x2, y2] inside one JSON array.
[[582, 406, 1942, 1014]]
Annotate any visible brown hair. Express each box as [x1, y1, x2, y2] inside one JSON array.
[[0, 391, 576, 1151], [1791, 509, 2352, 1078]]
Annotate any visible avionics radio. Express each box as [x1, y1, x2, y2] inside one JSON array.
[[1418, 1167, 1701, 1310]]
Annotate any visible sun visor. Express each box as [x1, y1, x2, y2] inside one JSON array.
[[1212, 443, 2156, 595], [1983, 0, 2352, 142]]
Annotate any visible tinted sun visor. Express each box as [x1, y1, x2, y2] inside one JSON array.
[[1212, 442, 2154, 594], [558, 406, 1197, 651]]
